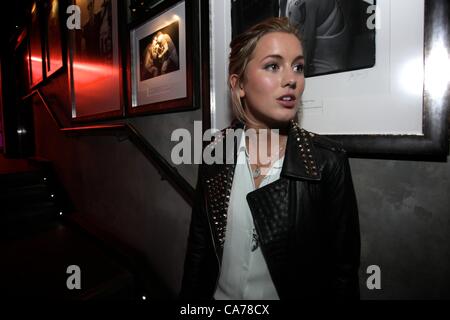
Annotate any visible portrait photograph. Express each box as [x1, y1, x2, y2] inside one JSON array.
[[139, 20, 180, 82], [130, 1, 187, 109]]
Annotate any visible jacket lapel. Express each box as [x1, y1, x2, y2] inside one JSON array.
[[201, 122, 244, 255], [247, 120, 323, 249], [281, 120, 322, 181], [201, 119, 324, 256]]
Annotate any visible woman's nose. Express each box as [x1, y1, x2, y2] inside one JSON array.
[[282, 70, 298, 88], [282, 77, 297, 89]]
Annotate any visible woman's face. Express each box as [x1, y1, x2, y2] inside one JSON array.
[[235, 32, 305, 128]]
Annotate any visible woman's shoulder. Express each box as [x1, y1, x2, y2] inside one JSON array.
[[305, 129, 347, 154]]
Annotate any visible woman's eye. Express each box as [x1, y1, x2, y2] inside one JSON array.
[[264, 63, 279, 71], [294, 64, 304, 73]]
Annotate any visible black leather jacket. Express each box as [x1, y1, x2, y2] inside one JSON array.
[[180, 120, 360, 299]]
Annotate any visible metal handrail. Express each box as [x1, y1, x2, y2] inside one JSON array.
[[24, 89, 195, 206]]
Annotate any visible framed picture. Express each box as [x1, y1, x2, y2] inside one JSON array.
[[213, 0, 449, 158], [44, 0, 64, 78], [128, 0, 201, 115], [67, 0, 124, 122], [29, 1, 45, 88]]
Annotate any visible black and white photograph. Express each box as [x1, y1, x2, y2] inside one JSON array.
[[139, 21, 180, 81], [230, 0, 424, 137], [232, 0, 376, 77]]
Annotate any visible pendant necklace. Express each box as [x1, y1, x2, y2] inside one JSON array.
[[251, 145, 284, 179], [252, 167, 261, 179]]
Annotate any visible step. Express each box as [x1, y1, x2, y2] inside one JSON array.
[[0, 183, 51, 204], [0, 221, 136, 299], [2, 200, 60, 216], [0, 170, 47, 189], [1, 202, 61, 234]]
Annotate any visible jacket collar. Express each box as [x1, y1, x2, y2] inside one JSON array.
[[202, 119, 322, 254], [227, 119, 322, 181]]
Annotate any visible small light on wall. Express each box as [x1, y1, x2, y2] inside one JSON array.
[[43, 177, 47, 181], [51, 194, 55, 198], [17, 128, 27, 135], [59, 212, 63, 216], [142, 295, 146, 300]]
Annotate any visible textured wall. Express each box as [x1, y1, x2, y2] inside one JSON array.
[[351, 156, 450, 299]]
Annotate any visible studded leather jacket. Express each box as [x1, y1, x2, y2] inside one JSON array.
[[180, 120, 360, 299]]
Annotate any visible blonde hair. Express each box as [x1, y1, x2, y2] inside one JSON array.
[[228, 17, 302, 125]]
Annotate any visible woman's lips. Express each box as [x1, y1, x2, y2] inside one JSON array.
[[276, 95, 297, 108]]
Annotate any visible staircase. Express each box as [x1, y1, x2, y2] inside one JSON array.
[[0, 165, 137, 300]]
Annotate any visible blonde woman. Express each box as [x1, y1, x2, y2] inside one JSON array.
[[181, 17, 360, 300]]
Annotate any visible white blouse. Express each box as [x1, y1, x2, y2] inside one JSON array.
[[214, 131, 284, 300]]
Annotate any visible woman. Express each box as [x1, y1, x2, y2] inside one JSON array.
[[180, 17, 360, 300]]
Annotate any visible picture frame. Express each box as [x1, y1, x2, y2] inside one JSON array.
[[126, 0, 167, 25], [28, 1, 45, 89], [127, 0, 201, 115], [67, 0, 124, 122], [43, 0, 65, 79], [14, 29, 32, 96], [213, 0, 449, 158]]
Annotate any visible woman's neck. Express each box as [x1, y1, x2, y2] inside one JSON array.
[[244, 123, 288, 168]]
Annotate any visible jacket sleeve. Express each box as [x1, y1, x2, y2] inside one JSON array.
[[179, 165, 214, 299], [325, 151, 361, 299]]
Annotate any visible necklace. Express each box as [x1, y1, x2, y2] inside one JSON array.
[[250, 145, 285, 179]]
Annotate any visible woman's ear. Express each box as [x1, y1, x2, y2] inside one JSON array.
[[229, 74, 245, 98]]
